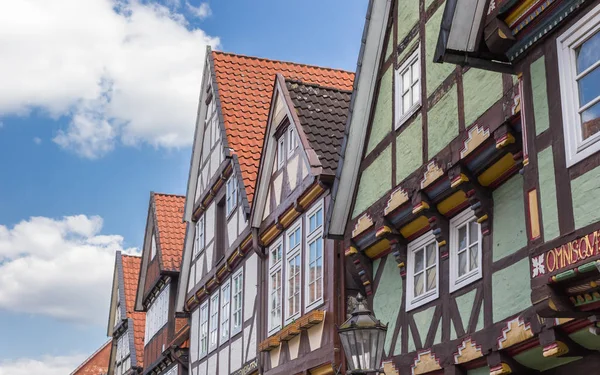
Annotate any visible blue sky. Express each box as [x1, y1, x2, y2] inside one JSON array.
[[0, 0, 367, 373]]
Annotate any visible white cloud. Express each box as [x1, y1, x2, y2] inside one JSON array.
[[0, 0, 219, 158], [0, 354, 86, 375], [187, 2, 212, 19], [0, 215, 136, 325], [33, 137, 42, 145]]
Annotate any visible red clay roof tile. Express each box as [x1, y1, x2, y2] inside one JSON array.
[[211, 51, 354, 205], [153, 193, 186, 272], [70, 339, 111, 375], [121, 254, 145, 368]]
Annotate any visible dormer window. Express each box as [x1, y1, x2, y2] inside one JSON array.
[[194, 216, 205, 258], [114, 291, 121, 328], [288, 126, 298, 156], [151, 233, 157, 260], [277, 135, 285, 169]]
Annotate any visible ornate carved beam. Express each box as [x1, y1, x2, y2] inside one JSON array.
[[412, 191, 450, 259], [448, 164, 493, 236]]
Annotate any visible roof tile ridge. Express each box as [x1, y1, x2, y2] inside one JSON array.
[[153, 192, 186, 199], [212, 50, 354, 76], [284, 77, 354, 94]]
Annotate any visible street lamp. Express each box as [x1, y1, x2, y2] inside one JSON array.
[[337, 294, 387, 374]]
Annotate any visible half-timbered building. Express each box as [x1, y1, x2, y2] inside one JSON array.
[[135, 193, 189, 375], [251, 72, 353, 375], [107, 252, 146, 375], [328, 0, 600, 374]]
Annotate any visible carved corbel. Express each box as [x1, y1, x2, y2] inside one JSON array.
[[532, 284, 587, 318], [588, 315, 600, 335], [390, 237, 407, 278], [487, 351, 531, 375], [412, 191, 450, 259], [345, 244, 374, 296], [539, 327, 594, 358], [448, 165, 493, 236]]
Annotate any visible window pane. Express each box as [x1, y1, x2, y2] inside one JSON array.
[[576, 31, 600, 74], [412, 81, 420, 106], [414, 249, 424, 272], [426, 243, 436, 267], [469, 244, 478, 270], [411, 61, 420, 83], [458, 251, 467, 277], [426, 268, 436, 292], [578, 66, 600, 106], [414, 272, 424, 296], [458, 225, 467, 250], [402, 71, 411, 93], [469, 221, 478, 245], [403, 93, 411, 114], [581, 100, 600, 140]]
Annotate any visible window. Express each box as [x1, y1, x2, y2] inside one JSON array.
[[151, 233, 157, 260], [164, 365, 178, 375], [226, 176, 237, 216], [288, 126, 298, 156], [232, 270, 243, 335], [558, 5, 600, 167], [194, 216, 205, 258], [114, 330, 131, 375], [285, 221, 302, 322], [395, 48, 421, 129], [406, 232, 438, 311], [209, 294, 219, 351], [144, 286, 170, 344], [305, 202, 324, 310], [220, 280, 231, 344], [449, 210, 482, 292], [277, 135, 285, 168], [268, 240, 283, 333], [199, 301, 209, 358], [114, 291, 122, 328]]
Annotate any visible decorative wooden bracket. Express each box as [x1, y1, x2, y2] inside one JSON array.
[[539, 327, 594, 358], [390, 237, 407, 278], [345, 244, 374, 296], [487, 351, 532, 375], [532, 284, 589, 318], [495, 124, 524, 169], [412, 191, 450, 259], [448, 164, 493, 236]]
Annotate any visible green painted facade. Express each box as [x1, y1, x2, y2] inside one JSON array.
[[398, 39, 419, 65], [492, 175, 527, 261], [352, 146, 392, 218], [373, 257, 403, 354], [367, 67, 393, 154], [425, 7, 455, 95], [397, 0, 419, 44], [514, 346, 581, 371], [427, 85, 459, 157], [396, 115, 422, 183], [572, 164, 600, 229], [538, 146, 560, 240], [492, 258, 531, 322], [570, 328, 600, 350], [462, 68, 503, 127], [531, 56, 549, 135], [467, 367, 489, 375], [408, 306, 435, 352], [455, 289, 477, 329]]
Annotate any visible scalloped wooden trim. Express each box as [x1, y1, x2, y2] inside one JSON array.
[[352, 214, 374, 238], [384, 187, 409, 216], [460, 125, 490, 159]]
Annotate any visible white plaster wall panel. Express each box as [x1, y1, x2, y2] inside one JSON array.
[[195, 172, 203, 204], [205, 241, 214, 273], [202, 165, 209, 195], [202, 129, 211, 164], [230, 337, 243, 372], [197, 253, 205, 281], [247, 316, 257, 361], [210, 144, 221, 178], [308, 318, 325, 351], [219, 347, 229, 375], [227, 209, 238, 248], [205, 203, 215, 243], [207, 354, 217, 375], [273, 95, 286, 128], [191, 366, 197, 375], [244, 254, 258, 321], [263, 189, 271, 220], [198, 361, 207, 375], [243, 326, 250, 363], [269, 345, 281, 368], [287, 155, 299, 191], [273, 173, 283, 206], [288, 334, 301, 360], [188, 262, 196, 292], [190, 309, 199, 363], [238, 208, 247, 238], [301, 158, 308, 179]]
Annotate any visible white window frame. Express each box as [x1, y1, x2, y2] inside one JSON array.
[[194, 216, 205, 258], [305, 199, 324, 311], [144, 285, 170, 345], [226, 176, 238, 216], [268, 238, 283, 335], [557, 4, 600, 167], [394, 47, 421, 130], [277, 134, 285, 169], [209, 293, 219, 352], [199, 301, 209, 358], [406, 232, 439, 312], [231, 268, 244, 336], [288, 126, 298, 157], [151, 233, 157, 260], [220, 279, 231, 345], [449, 209, 483, 293], [115, 330, 131, 375], [285, 220, 302, 324]]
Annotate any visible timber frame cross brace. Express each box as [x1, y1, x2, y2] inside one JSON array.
[[447, 164, 493, 236]]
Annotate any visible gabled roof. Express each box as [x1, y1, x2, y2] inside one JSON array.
[[70, 339, 111, 375], [284, 79, 352, 177], [211, 51, 354, 205], [121, 254, 145, 367], [153, 193, 186, 272]]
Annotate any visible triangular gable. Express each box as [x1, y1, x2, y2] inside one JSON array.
[[70, 339, 111, 375], [250, 74, 314, 228], [106, 253, 127, 336], [326, 0, 392, 238]]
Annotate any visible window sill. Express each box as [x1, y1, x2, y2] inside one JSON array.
[[305, 298, 324, 314], [395, 103, 421, 131], [450, 271, 482, 294], [406, 290, 438, 312]]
